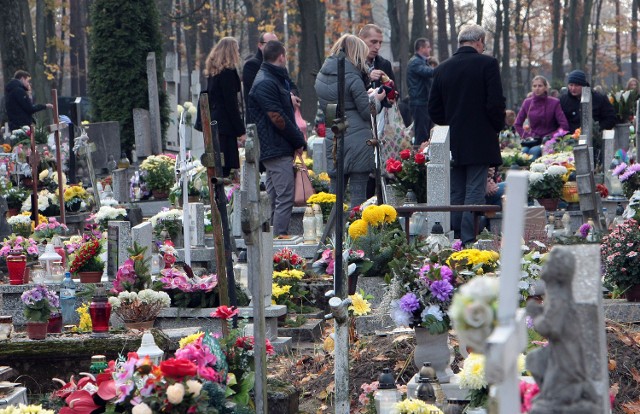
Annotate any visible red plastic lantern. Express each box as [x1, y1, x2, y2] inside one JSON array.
[[89, 286, 111, 335], [7, 249, 26, 285]]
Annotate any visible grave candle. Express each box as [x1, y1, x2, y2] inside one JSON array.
[[90, 286, 111, 335]]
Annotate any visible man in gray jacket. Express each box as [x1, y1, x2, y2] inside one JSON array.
[[407, 38, 434, 145]]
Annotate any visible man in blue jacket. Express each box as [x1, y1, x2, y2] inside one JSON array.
[[4, 70, 52, 131], [407, 38, 434, 145], [249, 41, 306, 237]]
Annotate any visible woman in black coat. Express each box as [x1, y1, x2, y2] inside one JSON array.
[[203, 37, 246, 177]]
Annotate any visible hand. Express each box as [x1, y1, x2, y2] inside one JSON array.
[[369, 69, 384, 82], [418, 141, 429, 153], [237, 134, 246, 146], [291, 94, 301, 108], [486, 180, 498, 197], [46, 103, 53, 109], [368, 87, 386, 102]]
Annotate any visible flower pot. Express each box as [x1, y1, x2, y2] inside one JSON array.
[[66, 200, 82, 213], [47, 313, 63, 333], [6, 208, 19, 218], [152, 189, 169, 200], [78, 271, 103, 283], [7, 251, 26, 285], [124, 320, 155, 330], [26, 321, 48, 340], [536, 198, 559, 211], [414, 327, 453, 383], [625, 285, 640, 302]]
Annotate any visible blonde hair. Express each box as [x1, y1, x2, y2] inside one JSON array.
[[329, 34, 369, 74], [204, 37, 240, 77]]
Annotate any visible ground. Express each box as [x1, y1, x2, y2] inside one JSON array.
[[268, 321, 640, 414]]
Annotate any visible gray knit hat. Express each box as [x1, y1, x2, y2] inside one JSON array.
[[567, 70, 589, 87]]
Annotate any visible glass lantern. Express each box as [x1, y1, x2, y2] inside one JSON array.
[[89, 285, 111, 337], [425, 222, 451, 254], [39, 244, 62, 283], [137, 332, 165, 365], [374, 368, 401, 414], [50, 262, 65, 283]]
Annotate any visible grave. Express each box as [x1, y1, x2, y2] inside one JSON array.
[[133, 108, 152, 158], [107, 221, 132, 279], [164, 52, 180, 152], [85, 121, 121, 174], [131, 221, 153, 264], [312, 137, 327, 174], [111, 168, 131, 204], [146, 52, 163, 156], [189, 202, 205, 247], [426, 126, 451, 236]]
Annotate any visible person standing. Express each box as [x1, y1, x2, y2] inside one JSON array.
[[358, 24, 395, 87], [4, 70, 53, 131], [242, 32, 278, 122], [407, 38, 434, 146], [249, 41, 306, 237], [203, 37, 246, 178], [428, 24, 505, 245], [559, 69, 616, 133]]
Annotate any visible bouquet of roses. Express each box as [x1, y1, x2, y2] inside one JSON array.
[[273, 247, 306, 271], [385, 148, 427, 203]]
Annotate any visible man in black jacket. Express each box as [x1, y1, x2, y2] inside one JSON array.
[[4, 70, 52, 131], [249, 41, 306, 237], [560, 69, 616, 133], [428, 24, 505, 245], [358, 24, 395, 88]]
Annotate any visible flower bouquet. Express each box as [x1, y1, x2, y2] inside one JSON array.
[[541, 129, 574, 156], [500, 149, 532, 169], [273, 247, 306, 271], [0, 235, 39, 262], [306, 191, 346, 221], [309, 171, 331, 194], [609, 89, 638, 124], [7, 214, 32, 237], [109, 289, 171, 323], [271, 268, 312, 313], [601, 218, 640, 295], [385, 148, 427, 203], [68, 236, 104, 276], [111, 243, 153, 293], [527, 163, 568, 201], [177, 101, 198, 126], [612, 162, 640, 199], [169, 159, 209, 204], [92, 206, 127, 230], [446, 248, 500, 276], [140, 154, 177, 194], [3, 186, 29, 211], [33, 217, 68, 241], [63, 185, 88, 212], [37, 170, 66, 192], [392, 399, 443, 414], [21, 189, 60, 216], [156, 267, 218, 308], [21, 284, 59, 323], [149, 208, 183, 241]]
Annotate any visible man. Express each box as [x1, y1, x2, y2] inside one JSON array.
[[407, 38, 434, 145], [428, 24, 505, 245], [4, 70, 53, 130], [560, 69, 616, 133], [358, 24, 395, 87], [248, 41, 306, 237]]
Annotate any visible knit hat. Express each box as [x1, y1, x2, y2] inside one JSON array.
[[567, 70, 589, 87]]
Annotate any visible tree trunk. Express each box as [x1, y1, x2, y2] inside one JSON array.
[[45, 3, 58, 89], [397, 0, 410, 97], [514, 0, 524, 104], [447, 0, 457, 56], [296, 0, 325, 122], [426, 0, 434, 47], [632, 0, 638, 80], [493, 0, 502, 64], [615, 0, 622, 87], [436, 0, 448, 62], [57, 6, 66, 91], [70, 0, 81, 96], [411, 0, 427, 48], [551, 0, 564, 87], [501, 0, 511, 107], [0, 0, 28, 82], [578, 0, 594, 70], [567, 0, 594, 70], [590, 0, 603, 85], [476, 0, 483, 24], [388, 0, 401, 63]]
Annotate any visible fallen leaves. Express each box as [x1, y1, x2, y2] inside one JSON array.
[[621, 400, 640, 414]]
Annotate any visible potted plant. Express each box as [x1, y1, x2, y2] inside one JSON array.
[[69, 236, 104, 283], [3, 186, 30, 216], [601, 218, 640, 301], [93, 205, 128, 231], [609, 89, 638, 124], [527, 163, 567, 211], [139, 154, 176, 199], [111, 243, 153, 294], [169, 160, 210, 205], [149, 208, 183, 246], [155, 267, 218, 308], [63, 185, 88, 212], [7, 214, 33, 237], [0, 234, 39, 284], [33, 217, 68, 242], [109, 289, 171, 330], [21, 188, 60, 217], [21, 284, 59, 340]]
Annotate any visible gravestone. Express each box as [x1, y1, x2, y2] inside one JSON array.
[[574, 145, 605, 231], [86, 122, 121, 173], [231, 190, 242, 239], [581, 87, 593, 148], [189, 70, 205, 160], [164, 52, 180, 152], [111, 168, 131, 204], [426, 126, 450, 234], [133, 108, 152, 158], [107, 221, 132, 279], [312, 138, 327, 174], [602, 129, 615, 171], [147, 52, 163, 155], [131, 222, 153, 264], [189, 202, 205, 247]]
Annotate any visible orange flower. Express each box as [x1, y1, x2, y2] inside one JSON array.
[[572, 128, 581, 139]]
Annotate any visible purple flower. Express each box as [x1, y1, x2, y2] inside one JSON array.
[[439, 265, 453, 282], [579, 223, 592, 238], [613, 162, 627, 176], [526, 315, 534, 329], [430, 279, 454, 302], [452, 240, 463, 251], [399, 293, 421, 313]]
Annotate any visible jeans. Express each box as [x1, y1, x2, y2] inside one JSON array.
[[522, 145, 542, 161], [450, 164, 489, 245], [330, 172, 370, 208], [263, 155, 295, 235]]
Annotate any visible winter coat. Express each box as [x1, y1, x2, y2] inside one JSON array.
[[407, 53, 434, 106], [514, 94, 569, 138], [315, 55, 378, 176], [4, 79, 47, 130], [428, 46, 505, 167], [560, 90, 617, 133], [248, 62, 306, 162]]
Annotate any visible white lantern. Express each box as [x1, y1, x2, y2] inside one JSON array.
[[374, 368, 401, 413], [137, 332, 164, 365], [39, 244, 62, 283]]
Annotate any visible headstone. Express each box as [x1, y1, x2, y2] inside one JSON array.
[[602, 129, 615, 171], [581, 86, 593, 147], [85, 122, 121, 173], [107, 221, 132, 280], [111, 168, 131, 204], [231, 190, 242, 238], [133, 108, 152, 158], [485, 171, 528, 414], [574, 145, 605, 231], [164, 52, 180, 152], [147, 52, 163, 155], [189, 202, 205, 247], [312, 138, 327, 174], [614, 124, 630, 154], [189, 70, 205, 160], [131, 222, 153, 264], [426, 126, 450, 234]]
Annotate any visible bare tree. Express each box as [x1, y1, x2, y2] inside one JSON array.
[[501, 0, 511, 107], [476, 0, 483, 24], [436, 0, 448, 61], [297, 0, 324, 121], [590, 0, 603, 85], [567, 0, 594, 69], [426, 0, 434, 46], [0, 0, 28, 83], [397, 0, 410, 96], [551, 0, 565, 86], [411, 0, 427, 48], [632, 0, 638, 79], [493, 0, 502, 64], [70, 0, 89, 96], [447, 0, 457, 56], [615, 0, 622, 87]]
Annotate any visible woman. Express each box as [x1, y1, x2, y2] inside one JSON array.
[[314, 34, 386, 207], [626, 77, 639, 94], [515, 75, 569, 160], [203, 37, 245, 177]]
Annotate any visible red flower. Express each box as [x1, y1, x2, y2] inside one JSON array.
[[160, 358, 198, 379], [385, 159, 402, 174], [596, 183, 609, 198], [316, 123, 326, 137], [210, 305, 239, 320], [414, 153, 426, 165], [273, 255, 281, 263], [59, 390, 99, 414], [399, 149, 411, 160]]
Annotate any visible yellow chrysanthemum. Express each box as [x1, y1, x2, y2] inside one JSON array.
[[361, 205, 385, 226], [273, 269, 305, 280], [348, 219, 369, 240], [272, 283, 292, 298], [348, 293, 371, 316], [0, 405, 55, 414], [458, 353, 487, 390], [379, 204, 397, 223], [307, 192, 336, 204], [393, 399, 443, 414], [179, 331, 204, 349], [308, 170, 315, 177], [318, 172, 330, 182]]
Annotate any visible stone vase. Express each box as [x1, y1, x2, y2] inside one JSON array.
[[414, 327, 453, 383], [47, 313, 63, 333], [26, 321, 48, 340], [536, 198, 559, 211]]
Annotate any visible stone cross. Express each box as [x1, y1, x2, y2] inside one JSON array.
[[164, 52, 180, 152], [574, 145, 605, 231], [602, 129, 615, 172], [189, 70, 205, 160], [177, 110, 197, 265], [107, 221, 132, 280], [485, 171, 528, 414], [72, 129, 100, 210], [240, 126, 272, 414], [131, 222, 153, 264], [133, 108, 152, 158], [146, 52, 163, 155], [426, 126, 451, 235], [580, 86, 593, 148]]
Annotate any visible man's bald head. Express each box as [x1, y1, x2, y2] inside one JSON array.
[[259, 32, 278, 51]]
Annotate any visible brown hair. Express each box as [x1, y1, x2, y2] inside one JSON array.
[[204, 37, 240, 77], [13, 70, 30, 80]]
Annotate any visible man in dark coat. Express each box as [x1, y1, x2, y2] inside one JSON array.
[[4, 70, 52, 131], [560, 69, 616, 133], [358, 24, 395, 87], [428, 24, 505, 245], [249, 41, 306, 236]]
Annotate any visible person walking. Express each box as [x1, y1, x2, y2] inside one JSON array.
[[428, 24, 505, 245], [248, 41, 306, 237], [203, 37, 245, 178], [4, 70, 53, 131]]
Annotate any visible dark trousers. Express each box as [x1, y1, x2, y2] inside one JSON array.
[[410, 104, 431, 146], [450, 164, 489, 245]]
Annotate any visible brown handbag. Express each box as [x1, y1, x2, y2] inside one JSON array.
[[293, 155, 315, 207]]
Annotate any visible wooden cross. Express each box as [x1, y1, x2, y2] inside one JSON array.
[[48, 89, 68, 225]]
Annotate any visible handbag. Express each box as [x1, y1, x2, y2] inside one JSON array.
[[520, 103, 541, 148], [294, 155, 315, 207]]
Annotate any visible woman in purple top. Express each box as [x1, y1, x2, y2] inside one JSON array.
[[515, 75, 569, 160]]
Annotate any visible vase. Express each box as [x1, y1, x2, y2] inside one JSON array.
[[561, 181, 580, 204], [625, 284, 640, 302], [7, 250, 26, 285], [78, 271, 103, 283], [414, 327, 453, 383], [536, 198, 559, 211], [26, 321, 48, 340], [443, 399, 470, 414], [47, 313, 63, 333], [66, 200, 82, 212], [152, 189, 169, 200], [348, 273, 358, 296], [124, 320, 155, 330]]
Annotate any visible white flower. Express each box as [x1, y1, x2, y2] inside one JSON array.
[[517, 280, 530, 290], [390, 300, 413, 327], [7, 214, 31, 225], [132, 402, 153, 414], [149, 208, 183, 229], [186, 379, 203, 396], [530, 163, 547, 173], [108, 297, 121, 309], [546, 165, 568, 176], [459, 276, 499, 303], [166, 383, 185, 404], [528, 172, 544, 184], [462, 301, 494, 328], [95, 206, 127, 222], [421, 304, 443, 322]]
